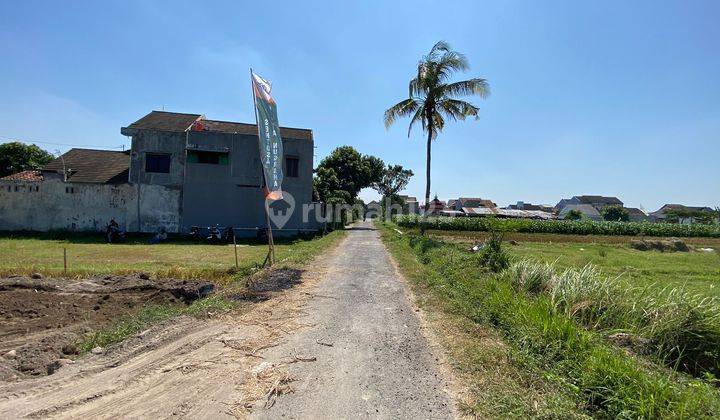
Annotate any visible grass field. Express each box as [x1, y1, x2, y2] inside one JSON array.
[[426, 229, 720, 299], [0, 233, 345, 282], [380, 222, 720, 418], [0, 231, 346, 354]]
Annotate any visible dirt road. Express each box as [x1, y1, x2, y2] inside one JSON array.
[[0, 222, 457, 418]]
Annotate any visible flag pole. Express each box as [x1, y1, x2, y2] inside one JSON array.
[[251, 68, 275, 266]]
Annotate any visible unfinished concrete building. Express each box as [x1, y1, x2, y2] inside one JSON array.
[[0, 111, 321, 234]]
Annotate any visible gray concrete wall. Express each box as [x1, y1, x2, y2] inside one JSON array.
[[180, 130, 319, 232], [0, 178, 181, 233]]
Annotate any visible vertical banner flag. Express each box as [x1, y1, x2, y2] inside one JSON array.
[[252, 71, 284, 201]]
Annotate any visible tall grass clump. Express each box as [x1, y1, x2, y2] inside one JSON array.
[[394, 214, 720, 238], [507, 260, 720, 378]]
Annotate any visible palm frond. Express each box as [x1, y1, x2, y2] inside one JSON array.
[[435, 51, 469, 82], [442, 78, 489, 98], [407, 107, 425, 137], [430, 112, 445, 139], [409, 76, 426, 98], [438, 99, 480, 121], [426, 41, 451, 60], [384, 99, 419, 128]]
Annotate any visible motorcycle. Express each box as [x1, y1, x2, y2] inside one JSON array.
[[189, 226, 202, 242], [106, 221, 126, 243]]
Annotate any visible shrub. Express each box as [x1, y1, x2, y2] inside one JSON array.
[[601, 205, 630, 222], [477, 231, 509, 272], [565, 209, 583, 221]]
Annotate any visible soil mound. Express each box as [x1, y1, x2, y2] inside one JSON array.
[[630, 238, 689, 252], [0, 275, 213, 381]]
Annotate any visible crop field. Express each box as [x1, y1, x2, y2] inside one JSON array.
[[380, 222, 720, 418], [395, 214, 720, 237], [424, 229, 720, 298]]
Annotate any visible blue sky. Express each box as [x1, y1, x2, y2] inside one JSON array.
[[1, 0, 718, 211]]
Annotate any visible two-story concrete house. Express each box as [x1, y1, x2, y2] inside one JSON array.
[[0, 111, 321, 234]]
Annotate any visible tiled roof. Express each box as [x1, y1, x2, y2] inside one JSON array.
[[126, 111, 202, 132], [652, 204, 714, 214], [458, 197, 496, 208], [201, 119, 313, 141], [575, 195, 623, 206], [43, 149, 130, 184], [624, 207, 647, 217], [0, 170, 43, 181], [125, 111, 313, 140]]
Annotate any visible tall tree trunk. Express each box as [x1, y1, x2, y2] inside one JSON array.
[[421, 115, 432, 236]]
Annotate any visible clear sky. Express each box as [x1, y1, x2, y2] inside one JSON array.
[[1, 0, 718, 211]]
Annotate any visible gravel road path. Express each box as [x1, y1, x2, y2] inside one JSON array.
[[251, 221, 456, 419]]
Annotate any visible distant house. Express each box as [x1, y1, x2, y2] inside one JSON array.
[[624, 207, 649, 222], [365, 200, 382, 218], [559, 204, 602, 221], [453, 197, 496, 210], [555, 195, 623, 213], [507, 201, 554, 213], [424, 197, 447, 216], [397, 194, 420, 214], [650, 204, 715, 224]]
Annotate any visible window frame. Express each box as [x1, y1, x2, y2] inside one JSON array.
[[285, 155, 300, 178], [145, 153, 172, 173], [187, 150, 229, 165]]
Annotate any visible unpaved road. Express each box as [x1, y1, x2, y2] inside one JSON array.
[[0, 222, 456, 419]]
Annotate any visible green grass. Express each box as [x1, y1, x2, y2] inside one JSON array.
[[380, 223, 720, 418], [509, 241, 720, 298], [0, 232, 345, 283], [78, 295, 235, 353], [423, 229, 720, 299]]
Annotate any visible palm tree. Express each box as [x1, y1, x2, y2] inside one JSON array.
[[384, 41, 489, 234]]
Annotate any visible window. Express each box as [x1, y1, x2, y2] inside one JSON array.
[[187, 151, 229, 165], [145, 153, 171, 173], [285, 156, 299, 178], [65, 186, 74, 194]]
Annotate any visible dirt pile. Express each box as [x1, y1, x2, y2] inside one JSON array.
[[630, 238, 690, 252], [0, 275, 214, 381]]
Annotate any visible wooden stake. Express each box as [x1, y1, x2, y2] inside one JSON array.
[[63, 247, 67, 275], [233, 231, 239, 268]]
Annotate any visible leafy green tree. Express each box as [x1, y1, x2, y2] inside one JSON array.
[[601, 205, 630, 222], [565, 209, 583, 221], [384, 41, 489, 235], [313, 146, 384, 203], [0, 142, 54, 177], [372, 164, 414, 216]]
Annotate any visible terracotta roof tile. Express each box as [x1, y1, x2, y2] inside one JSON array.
[[0, 170, 43, 181]]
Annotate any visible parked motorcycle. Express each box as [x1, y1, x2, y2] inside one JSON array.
[[189, 226, 202, 242], [106, 219, 126, 243]]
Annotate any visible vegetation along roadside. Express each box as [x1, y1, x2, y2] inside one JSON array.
[[379, 221, 720, 418]]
